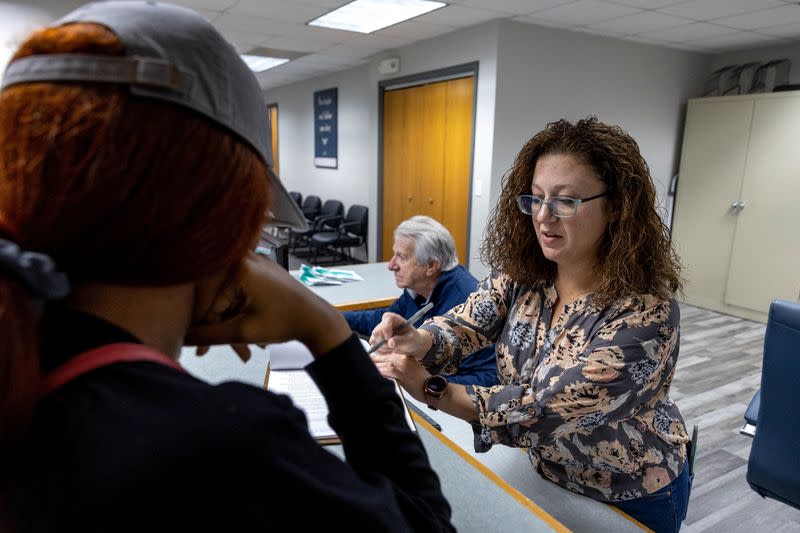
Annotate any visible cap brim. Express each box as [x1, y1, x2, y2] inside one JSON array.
[[265, 167, 308, 231]]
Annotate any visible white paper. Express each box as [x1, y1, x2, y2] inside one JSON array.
[[268, 340, 314, 370], [267, 338, 416, 442], [268, 369, 336, 440]]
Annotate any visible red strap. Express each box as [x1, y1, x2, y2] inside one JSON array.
[[40, 343, 185, 397]]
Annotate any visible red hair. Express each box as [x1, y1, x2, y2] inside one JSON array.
[[0, 23, 269, 509]]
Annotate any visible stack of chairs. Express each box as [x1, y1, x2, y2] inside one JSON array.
[[290, 199, 344, 256], [283, 192, 370, 266], [311, 204, 368, 265]]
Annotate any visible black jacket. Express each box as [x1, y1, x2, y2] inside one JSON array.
[[19, 308, 454, 532]]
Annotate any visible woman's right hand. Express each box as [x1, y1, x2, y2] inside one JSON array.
[[369, 312, 434, 360], [186, 252, 351, 357]]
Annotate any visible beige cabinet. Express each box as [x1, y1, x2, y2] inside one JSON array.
[[672, 92, 800, 322]]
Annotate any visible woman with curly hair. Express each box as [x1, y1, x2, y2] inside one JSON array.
[[371, 117, 691, 532]]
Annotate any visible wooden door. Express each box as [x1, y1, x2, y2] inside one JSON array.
[[724, 95, 800, 312], [381, 76, 474, 264], [671, 98, 753, 311], [267, 104, 279, 176]]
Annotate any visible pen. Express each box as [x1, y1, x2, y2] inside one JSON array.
[[367, 301, 434, 355]]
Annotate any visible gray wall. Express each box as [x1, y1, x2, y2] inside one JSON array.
[[267, 21, 500, 268], [490, 21, 710, 259], [267, 20, 710, 277], [268, 64, 374, 262]]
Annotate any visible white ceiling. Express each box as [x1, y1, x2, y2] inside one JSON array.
[[20, 0, 800, 88]]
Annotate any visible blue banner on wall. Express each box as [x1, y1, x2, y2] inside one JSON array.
[[314, 87, 338, 169]]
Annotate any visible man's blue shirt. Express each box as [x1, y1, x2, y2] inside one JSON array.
[[344, 265, 498, 386]]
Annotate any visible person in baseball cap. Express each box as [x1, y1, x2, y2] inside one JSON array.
[[0, 3, 453, 531]]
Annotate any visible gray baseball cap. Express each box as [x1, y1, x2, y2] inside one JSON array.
[[0, 0, 307, 231]]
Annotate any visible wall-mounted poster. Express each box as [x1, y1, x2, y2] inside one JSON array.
[[314, 87, 337, 168]]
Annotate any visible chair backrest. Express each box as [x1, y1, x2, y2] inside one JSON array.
[[313, 200, 343, 230], [747, 299, 800, 510], [318, 199, 343, 219], [289, 191, 302, 207], [301, 195, 321, 219], [344, 205, 368, 236]]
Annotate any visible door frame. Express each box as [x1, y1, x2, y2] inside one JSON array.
[[377, 61, 479, 264]]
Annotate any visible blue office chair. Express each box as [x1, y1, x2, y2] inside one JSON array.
[[746, 299, 800, 510]]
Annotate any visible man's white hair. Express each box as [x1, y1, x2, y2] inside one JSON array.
[[394, 216, 458, 272]]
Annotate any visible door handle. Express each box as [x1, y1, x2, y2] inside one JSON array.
[[730, 200, 745, 212], [428, 197, 433, 205]]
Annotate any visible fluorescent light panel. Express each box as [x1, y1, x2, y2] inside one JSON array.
[[308, 0, 446, 34], [240, 54, 289, 73]]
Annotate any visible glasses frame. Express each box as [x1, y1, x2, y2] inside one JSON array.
[[516, 192, 607, 218]]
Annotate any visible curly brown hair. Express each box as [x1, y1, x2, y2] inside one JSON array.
[[481, 116, 682, 305]]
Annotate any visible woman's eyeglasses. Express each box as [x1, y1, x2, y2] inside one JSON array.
[[516, 192, 607, 218]]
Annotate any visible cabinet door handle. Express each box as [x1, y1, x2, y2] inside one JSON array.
[[731, 201, 740, 209]]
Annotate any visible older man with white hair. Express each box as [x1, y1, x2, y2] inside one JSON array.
[[345, 216, 497, 386]]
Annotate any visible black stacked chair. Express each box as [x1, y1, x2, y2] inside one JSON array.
[[289, 191, 302, 208], [290, 199, 344, 255], [300, 195, 321, 221], [311, 205, 368, 265], [287, 195, 321, 250]]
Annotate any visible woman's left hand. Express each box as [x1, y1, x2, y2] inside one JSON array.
[[371, 353, 431, 403]]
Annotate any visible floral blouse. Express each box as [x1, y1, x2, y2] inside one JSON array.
[[419, 271, 689, 502]]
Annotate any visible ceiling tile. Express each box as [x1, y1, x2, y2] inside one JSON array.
[[757, 22, 800, 38], [621, 33, 682, 47], [294, 0, 353, 7], [262, 33, 341, 53], [294, 0, 352, 7], [687, 30, 784, 49], [347, 33, 417, 49], [455, 0, 577, 16], [214, 12, 294, 34], [194, 8, 224, 22], [166, 0, 238, 11], [228, 0, 328, 21], [583, 10, 690, 34], [376, 19, 457, 40], [643, 22, 739, 41], [223, 30, 275, 51], [323, 42, 383, 59], [514, 14, 577, 30], [415, 4, 505, 27], [607, 0, 688, 8], [712, 5, 800, 30], [658, 0, 785, 22], [530, 0, 642, 26]]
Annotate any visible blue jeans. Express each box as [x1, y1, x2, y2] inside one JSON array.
[[611, 463, 693, 533]]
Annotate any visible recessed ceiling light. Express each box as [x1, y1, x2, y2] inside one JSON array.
[[240, 54, 290, 73], [308, 0, 447, 34]]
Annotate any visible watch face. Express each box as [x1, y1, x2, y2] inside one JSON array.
[[426, 375, 447, 394]]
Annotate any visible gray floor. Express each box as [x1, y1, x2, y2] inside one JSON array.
[[674, 304, 800, 533]]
